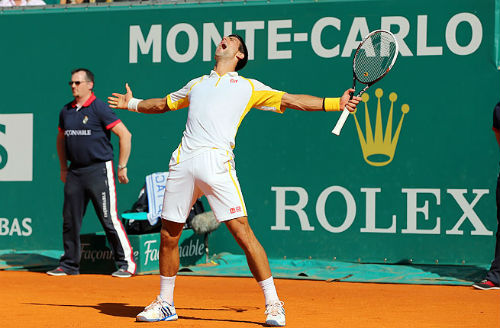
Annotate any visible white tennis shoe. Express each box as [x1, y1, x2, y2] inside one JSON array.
[[265, 301, 286, 326], [136, 295, 178, 322]]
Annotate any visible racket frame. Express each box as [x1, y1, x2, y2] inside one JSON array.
[[332, 30, 399, 135]]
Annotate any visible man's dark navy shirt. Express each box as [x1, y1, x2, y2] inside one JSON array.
[[494, 102, 500, 132], [58, 93, 121, 167]]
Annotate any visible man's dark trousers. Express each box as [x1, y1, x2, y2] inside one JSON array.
[[59, 161, 135, 274]]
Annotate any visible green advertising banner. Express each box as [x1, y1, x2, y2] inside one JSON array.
[[0, 0, 499, 265]]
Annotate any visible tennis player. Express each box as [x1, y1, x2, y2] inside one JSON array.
[[108, 34, 361, 326]]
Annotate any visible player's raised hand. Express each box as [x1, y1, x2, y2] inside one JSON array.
[[340, 88, 361, 112], [108, 83, 133, 110]]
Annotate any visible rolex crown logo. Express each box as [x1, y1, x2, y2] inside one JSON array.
[[352, 88, 409, 167]]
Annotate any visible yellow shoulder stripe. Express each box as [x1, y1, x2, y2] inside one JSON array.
[[166, 94, 189, 111], [252, 90, 286, 113]]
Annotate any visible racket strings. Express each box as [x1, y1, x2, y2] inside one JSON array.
[[354, 32, 397, 84]]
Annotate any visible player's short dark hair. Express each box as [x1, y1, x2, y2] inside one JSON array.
[[229, 34, 248, 71], [71, 68, 94, 83]]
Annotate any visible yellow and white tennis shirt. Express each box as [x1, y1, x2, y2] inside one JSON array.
[[167, 70, 285, 165]]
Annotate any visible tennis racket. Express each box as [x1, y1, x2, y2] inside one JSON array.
[[332, 30, 399, 135]]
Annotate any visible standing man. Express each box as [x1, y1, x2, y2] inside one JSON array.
[[108, 35, 360, 325], [473, 101, 500, 290], [47, 68, 136, 278]]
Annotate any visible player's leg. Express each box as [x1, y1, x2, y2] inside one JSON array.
[[198, 150, 285, 326], [49, 168, 88, 275], [137, 160, 200, 322], [135, 219, 184, 322], [225, 216, 271, 280], [159, 220, 185, 278], [159, 219, 184, 296], [87, 161, 136, 276], [225, 216, 285, 326]]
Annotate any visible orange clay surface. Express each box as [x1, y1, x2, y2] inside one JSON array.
[[1, 271, 499, 328]]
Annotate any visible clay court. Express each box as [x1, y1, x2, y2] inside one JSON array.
[[2, 271, 499, 327]]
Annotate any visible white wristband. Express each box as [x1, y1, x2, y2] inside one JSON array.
[[127, 98, 143, 112]]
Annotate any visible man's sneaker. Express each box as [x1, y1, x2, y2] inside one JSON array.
[[472, 280, 500, 290], [111, 269, 133, 278], [265, 301, 286, 327], [136, 295, 178, 322], [46, 267, 68, 276]]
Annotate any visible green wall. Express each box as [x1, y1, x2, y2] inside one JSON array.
[[0, 0, 499, 265]]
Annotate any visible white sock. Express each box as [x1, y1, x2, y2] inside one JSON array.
[[160, 275, 176, 305], [258, 276, 280, 305]]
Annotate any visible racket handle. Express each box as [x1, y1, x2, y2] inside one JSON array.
[[331, 108, 350, 135]]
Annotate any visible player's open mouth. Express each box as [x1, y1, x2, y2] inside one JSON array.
[[221, 43, 227, 50]]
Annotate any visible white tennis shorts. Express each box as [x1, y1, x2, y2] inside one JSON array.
[[161, 149, 247, 223]]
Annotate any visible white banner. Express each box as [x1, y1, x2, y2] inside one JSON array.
[[0, 114, 33, 181], [145, 172, 168, 225]]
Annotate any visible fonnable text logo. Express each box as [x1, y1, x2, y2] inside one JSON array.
[[353, 88, 409, 167], [0, 114, 33, 181]]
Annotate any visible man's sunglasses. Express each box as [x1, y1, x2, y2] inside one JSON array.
[[68, 81, 89, 86]]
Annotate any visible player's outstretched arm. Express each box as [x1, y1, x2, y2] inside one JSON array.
[[281, 93, 324, 111], [108, 83, 171, 114], [281, 89, 360, 112]]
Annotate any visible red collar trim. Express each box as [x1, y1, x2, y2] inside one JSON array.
[[71, 93, 96, 108]]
